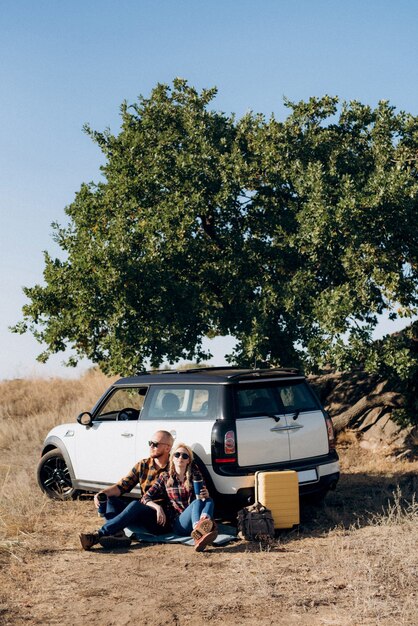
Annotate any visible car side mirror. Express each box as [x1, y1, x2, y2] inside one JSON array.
[[77, 411, 93, 426]]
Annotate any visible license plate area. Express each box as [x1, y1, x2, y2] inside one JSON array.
[[297, 468, 318, 484]]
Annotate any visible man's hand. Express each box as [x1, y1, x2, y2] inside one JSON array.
[[93, 485, 121, 508], [93, 493, 103, 508]]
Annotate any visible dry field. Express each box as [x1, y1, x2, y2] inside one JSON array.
[[0, 370, 417, 626]]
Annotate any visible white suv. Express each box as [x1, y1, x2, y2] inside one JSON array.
[[37, 367, 339, 510]]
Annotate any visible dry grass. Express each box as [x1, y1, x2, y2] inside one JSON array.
[[0, 368, 115, 451], [0, 369, 114, 562], [0, 371, 417, 625]]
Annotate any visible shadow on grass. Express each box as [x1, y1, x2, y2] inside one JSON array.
[[213, 470, 418, 553], [298, 470, 417, 535]]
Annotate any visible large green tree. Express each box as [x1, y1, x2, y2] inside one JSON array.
[[14, 80, 418, 378]]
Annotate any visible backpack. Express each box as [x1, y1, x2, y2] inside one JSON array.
[[237, 502, 275, 541]]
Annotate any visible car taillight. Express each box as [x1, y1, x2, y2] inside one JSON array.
[[214, 429, 237, 464], [211, 421, 237, 466], [224, 430, 236, 454], [324, 413, 336, 450]]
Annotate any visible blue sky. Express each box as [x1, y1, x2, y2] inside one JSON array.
[[1, 0, 418, 379]]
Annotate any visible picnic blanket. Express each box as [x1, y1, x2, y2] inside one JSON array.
[[125, 523, 237, 547]]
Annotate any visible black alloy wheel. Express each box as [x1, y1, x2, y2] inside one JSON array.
[[37, 449, 77, 500]]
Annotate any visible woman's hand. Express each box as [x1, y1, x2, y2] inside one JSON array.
[[146, 502, 166, 526], [200, 486, 209, 501], [154, 504, 166, 525]]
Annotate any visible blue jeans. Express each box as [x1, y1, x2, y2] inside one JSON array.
[[172, 498, 215, 536], [98, 497, 165, 537]]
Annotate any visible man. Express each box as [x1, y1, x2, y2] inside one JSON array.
[[79, 430, 174, 550]]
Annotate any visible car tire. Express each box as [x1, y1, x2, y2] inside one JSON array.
[[37, 449, 77, 500]]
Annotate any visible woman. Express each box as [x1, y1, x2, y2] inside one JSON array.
[[142, 442, 218, 552]]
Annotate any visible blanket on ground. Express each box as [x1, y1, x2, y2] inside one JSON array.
[[125, 523, 237, 547]]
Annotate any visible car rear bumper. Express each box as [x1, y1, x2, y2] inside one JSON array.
[[208, 453, 340, 508], [232, 469, 339, 508]]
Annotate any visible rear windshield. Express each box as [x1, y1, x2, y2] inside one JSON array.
[[235, 381, 319, 418]]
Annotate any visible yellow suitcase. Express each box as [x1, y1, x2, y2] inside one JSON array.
[[255, 470, 300, 529]]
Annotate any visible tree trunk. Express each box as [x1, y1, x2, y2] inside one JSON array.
[[332, 391, 405, 433]]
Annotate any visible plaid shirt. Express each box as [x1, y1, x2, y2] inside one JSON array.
[[141, 462, 205, 524], [116, 457, 168, 499]]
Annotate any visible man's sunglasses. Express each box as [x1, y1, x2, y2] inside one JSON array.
[[173, 452, 190, 460], [148, 441, 169, 448]]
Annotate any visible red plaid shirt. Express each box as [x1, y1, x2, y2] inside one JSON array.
[[141, 463, 205, 523]]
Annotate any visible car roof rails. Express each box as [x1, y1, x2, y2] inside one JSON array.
[[151, 366, 301, 377], [228, 367, 300, 380]]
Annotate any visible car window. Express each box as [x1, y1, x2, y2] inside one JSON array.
[[278, 383, 317, 411], [141, 385, 218, 420], [235, 381, 318, 418], [236, 386, 280, 417], [95, 387, 148, 421]]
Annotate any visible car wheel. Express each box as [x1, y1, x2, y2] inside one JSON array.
[[37, 449, 77, 500]]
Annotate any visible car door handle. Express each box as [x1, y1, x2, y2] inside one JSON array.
[[121, 432, 134, 437], [270, 424, 304, 432]]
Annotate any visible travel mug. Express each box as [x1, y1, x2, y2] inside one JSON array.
[[193, 479, 203, 500], [97, 492, 108, 516]]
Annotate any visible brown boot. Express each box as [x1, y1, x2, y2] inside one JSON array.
[[191, 518, 216, 542], [79, 531, 101, 551], [194, 528, 219, 552]]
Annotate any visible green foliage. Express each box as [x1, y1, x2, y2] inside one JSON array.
[[391, 408, 416, 429], [12, 80, 418, 382]]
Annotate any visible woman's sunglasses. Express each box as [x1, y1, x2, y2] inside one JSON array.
[[173, 452, 190, 460]]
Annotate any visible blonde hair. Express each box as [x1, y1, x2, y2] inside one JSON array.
[[168, 442, 194, 490]]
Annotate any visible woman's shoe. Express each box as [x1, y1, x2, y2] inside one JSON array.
[[194, 528, 219, 552], [191, 518, 216, 542]]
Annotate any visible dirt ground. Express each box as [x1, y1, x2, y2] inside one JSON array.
[[1, 445, 418, 626], [1, 373, 416, 625]]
